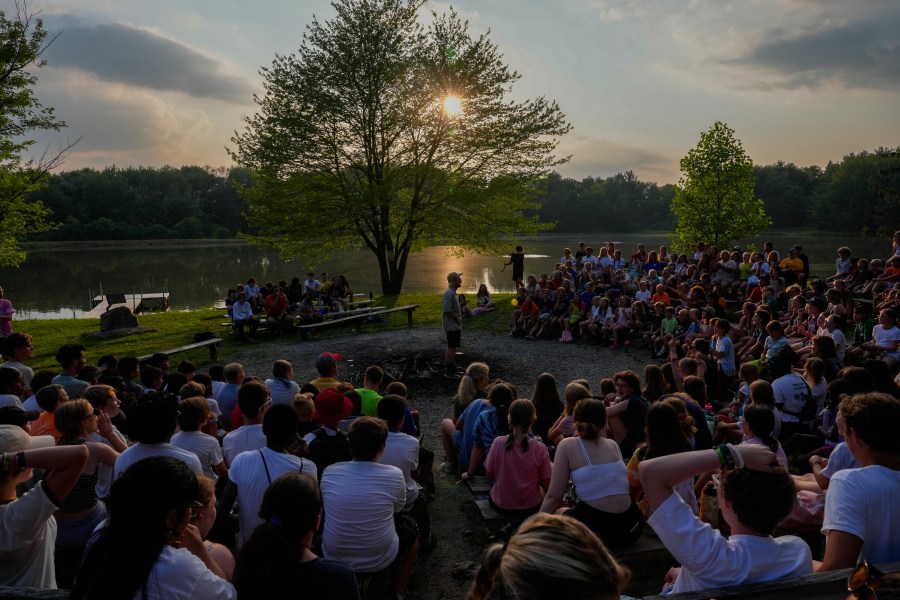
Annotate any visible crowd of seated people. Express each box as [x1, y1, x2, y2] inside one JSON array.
[[0, 233, 898, 598], [223, 272, 357, 340]]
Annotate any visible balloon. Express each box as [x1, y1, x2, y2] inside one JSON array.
[[511, 299, 518, 307]]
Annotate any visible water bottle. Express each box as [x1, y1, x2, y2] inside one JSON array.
[[704, 403, 715, 436], [699, 482, 719, 527]]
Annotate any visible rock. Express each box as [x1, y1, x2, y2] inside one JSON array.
[[100, 306, 139, 331]]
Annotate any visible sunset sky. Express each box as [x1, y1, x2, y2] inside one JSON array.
[[26, 0, 900, 184]]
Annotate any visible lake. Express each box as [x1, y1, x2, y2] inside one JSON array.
[[0, 232, 890, 319]]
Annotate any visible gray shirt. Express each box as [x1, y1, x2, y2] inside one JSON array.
[[442, 286, 461, 332]]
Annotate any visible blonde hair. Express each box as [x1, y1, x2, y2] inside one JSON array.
[[804, 357, 825, 386], [470, 513, 629, 600], [55, 399, 94, 442], [749, 380, 775, 408], [292, 394, 315, 421], [457, 362, 490, 408]]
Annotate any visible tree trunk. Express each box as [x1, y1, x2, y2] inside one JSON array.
[[373, 245, 408, 296]]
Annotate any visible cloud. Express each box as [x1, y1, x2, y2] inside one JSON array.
[[729, 18, 900, 90], [43, 19, 255, 103], [556, 134, 677, 184]]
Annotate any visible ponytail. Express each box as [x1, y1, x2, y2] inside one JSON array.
[[470, 543, 505, 600]]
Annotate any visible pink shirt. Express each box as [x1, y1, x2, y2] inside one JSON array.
[[485, 435, 551, 511], [0, 299, 14, 337]]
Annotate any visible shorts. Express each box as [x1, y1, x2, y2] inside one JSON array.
[[446, 329, 461, 348], [566, 500, 644, 550]]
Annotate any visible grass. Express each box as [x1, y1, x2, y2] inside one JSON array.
[[19, 293, 518, 371]]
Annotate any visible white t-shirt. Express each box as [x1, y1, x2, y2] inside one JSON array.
[[114, 442, 203, 479], [808, 378, 827, 414], [378, 431, 420, 505], [635, 290, 651, 303], [772, 373, 810, 423], [222, 424, 266, 467], [647, 492, 811, 594], [820, 442, 860, 480], [823, 465, 900, 564], [89, 427, 128, 499], [170, 431, 225, 479], [1, 360, 33, 389], [872, 324, 900, 361], [229, 447, 316, 544], [0, 481, 58, 588], [264, 378, 301, 406], [138, 545, 236, 600], [321, 461, 405, 573], [827, 328, 847, 362], [0, 394, 23, 409]]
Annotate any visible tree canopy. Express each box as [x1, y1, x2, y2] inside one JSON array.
[[231, 0, 570, 294], [670, 121, 770, 252], [0, 3, 73, 265]]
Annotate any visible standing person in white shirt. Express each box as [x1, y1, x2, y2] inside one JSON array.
[[264, 360, 300, 406], [218, 403, 315, 545], [113, 392, 203, 478], [222, 381, 270, 467], [321, 417, 419, 598]]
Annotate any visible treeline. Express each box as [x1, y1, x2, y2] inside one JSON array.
[[27, 148, 899, 241], [30, 166, 254, 241], [536, 147, 900, 233]]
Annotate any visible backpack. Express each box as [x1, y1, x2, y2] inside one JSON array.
[[783, 379, 816, 423], [306, 427, 352, 480]]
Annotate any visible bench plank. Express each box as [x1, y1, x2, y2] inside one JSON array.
[[137, 337, 221, 364]]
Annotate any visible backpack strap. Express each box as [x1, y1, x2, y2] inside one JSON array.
[[259, 449, 272, 484]]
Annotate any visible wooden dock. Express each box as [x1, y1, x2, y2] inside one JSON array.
[[83, 292, 169, 318]]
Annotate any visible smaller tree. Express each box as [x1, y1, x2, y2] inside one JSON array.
[[670, 121, 770, 252]]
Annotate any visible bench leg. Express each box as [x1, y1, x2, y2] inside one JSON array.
[[209, 343, 219, 361], [407, 309, 413, 327]]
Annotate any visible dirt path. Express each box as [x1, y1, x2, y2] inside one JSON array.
[[229, 327, 670, 598]]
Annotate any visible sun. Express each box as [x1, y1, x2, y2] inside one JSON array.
[[443, 95, 463, 116]]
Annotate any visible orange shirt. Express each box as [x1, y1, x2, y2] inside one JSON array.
[[651, 291, 671, 306], [31, 411, 61, 442]]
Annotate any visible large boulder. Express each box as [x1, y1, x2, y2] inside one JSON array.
[[100, 306, 139, 331]]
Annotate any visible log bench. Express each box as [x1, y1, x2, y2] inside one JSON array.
[[295, 304, 418, 337]]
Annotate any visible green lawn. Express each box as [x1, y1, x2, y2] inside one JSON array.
[[19, 293, 517, 371]]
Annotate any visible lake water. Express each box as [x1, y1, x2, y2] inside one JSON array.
[[0, 232, 890, 319]]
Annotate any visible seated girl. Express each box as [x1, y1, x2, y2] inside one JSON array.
[[484, 400, 551, 517], [540, 398, 644, 550]]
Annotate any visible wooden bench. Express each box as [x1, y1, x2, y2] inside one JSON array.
[[295, 304, 418, 336], [467, 475, 668, 560], [0, 587, 69, 599], [644, 561, 900, 600], [137, 337, 221, 365]]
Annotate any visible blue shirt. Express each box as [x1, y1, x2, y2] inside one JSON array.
[[716, 335, 736, 377]]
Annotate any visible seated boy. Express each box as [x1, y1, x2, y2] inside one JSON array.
[[640, 444, 811, 594]]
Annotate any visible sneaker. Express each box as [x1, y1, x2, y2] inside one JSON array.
[[418, 532, 438, 555], [442, 372, 459, 380], [440, 461, 457, 474]]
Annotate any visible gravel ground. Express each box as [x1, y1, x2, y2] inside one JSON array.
[[224, 326, 669, 599]]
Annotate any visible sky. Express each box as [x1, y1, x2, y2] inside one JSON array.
[[23, 0, 900, 184]]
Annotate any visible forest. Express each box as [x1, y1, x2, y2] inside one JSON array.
[[27, 147, 899, 241]]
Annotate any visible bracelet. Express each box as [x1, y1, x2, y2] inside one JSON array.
[[715, 444, 735, 470], [726, 444, 744, 470]]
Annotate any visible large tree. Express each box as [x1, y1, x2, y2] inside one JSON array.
[[669, 121, 770, 252], [0, 2, 73, 265], [231, 0, 570, 294]]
